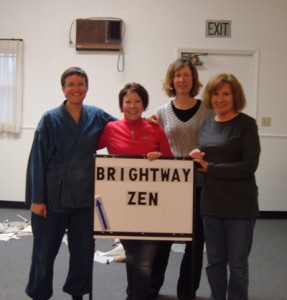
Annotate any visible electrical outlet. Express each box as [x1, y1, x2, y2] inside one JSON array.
[[262, 117, 271, 127]]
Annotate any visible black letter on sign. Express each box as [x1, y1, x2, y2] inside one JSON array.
[[127, 192, 136, 205], [96, 167, 105, 180]]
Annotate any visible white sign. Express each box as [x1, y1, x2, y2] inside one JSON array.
[[93, 155, 194, 241]]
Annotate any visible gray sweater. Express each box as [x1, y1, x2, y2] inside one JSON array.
[[156, 100, 214, 188], [156, 100, 213, 157], [199, 113, 261, 219]]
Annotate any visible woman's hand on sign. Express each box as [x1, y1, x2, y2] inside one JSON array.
[[189, 148, 208, 173], [147, 152, 162, 161]]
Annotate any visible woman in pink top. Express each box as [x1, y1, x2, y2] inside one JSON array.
[[97, 82, 173, 300], [97, 82, 172, 159]]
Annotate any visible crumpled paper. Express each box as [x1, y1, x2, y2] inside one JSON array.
[[94, 241, 126, 264], [0, 214, 32, 241]]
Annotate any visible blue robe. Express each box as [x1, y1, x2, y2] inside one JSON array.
[[26, 101, 116, 212]]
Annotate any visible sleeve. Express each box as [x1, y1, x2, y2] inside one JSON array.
[[25, 116, 55, 205], [94, 107, 117, 150], [96, 123, 110, 150], [207, 117, 261, 179], [99, 108, 117, 124]]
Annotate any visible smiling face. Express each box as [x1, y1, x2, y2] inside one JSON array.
[[62, 74, 88, 106], [211, 82, 237, 120], [173, 65, 193, 96], [122, 91, 144, 121]]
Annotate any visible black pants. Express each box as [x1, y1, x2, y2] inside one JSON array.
[[25, 208, 94, 300], [150, 187, 204, 299]]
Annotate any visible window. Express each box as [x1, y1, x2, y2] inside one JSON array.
[[0, 39, 23, 133]]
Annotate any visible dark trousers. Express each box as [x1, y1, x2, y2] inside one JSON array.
[[150, 187, 204, 299], [203, 216, 255, 300], [122, 239, 159, 300], [25, 208, 94, 300]]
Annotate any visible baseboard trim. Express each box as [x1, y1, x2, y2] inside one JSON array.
[[258, 211, 287, 219], [0, 201, 29, 209]]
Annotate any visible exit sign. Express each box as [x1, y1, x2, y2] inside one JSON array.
[[206, 20, 231, 38]]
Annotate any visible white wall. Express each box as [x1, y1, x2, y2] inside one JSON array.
[[0, 0, 286, 211]]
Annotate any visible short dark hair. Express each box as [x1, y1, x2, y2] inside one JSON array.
[[60, 67, 89, 87], [119, 82, 149, 111], [163, 58, 202, 97], [202, 73, 246, 111]]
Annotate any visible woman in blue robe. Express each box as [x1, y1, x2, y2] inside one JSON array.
[[25, 67, 116, 300]]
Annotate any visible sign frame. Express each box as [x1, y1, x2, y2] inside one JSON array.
[[93, 155, 195, 241]]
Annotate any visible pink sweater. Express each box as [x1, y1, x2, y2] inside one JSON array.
[[97, 118, 173, 157]]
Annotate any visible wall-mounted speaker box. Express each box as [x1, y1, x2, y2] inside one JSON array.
[[76, 19, 122, 51]]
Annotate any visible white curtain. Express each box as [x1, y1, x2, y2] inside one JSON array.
[[0, 39, 23, 133]]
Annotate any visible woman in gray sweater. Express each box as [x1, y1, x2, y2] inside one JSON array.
[[190, 73, 260, 300], [150, 58, 213, 300]]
